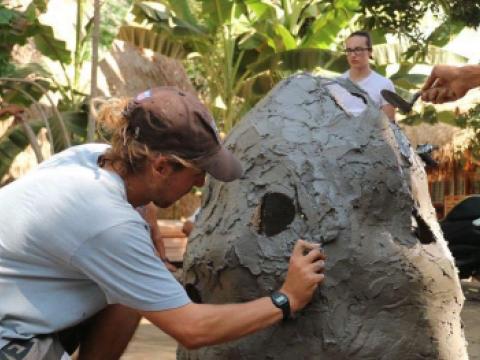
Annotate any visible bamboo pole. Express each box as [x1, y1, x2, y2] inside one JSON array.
[[87, 0, 101, 142]]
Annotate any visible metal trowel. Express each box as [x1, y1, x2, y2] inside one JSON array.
[[381, 89, 421, 114]]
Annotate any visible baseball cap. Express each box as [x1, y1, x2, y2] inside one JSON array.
[[123, 87, 243, 182]]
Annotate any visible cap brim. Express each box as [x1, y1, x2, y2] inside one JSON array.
[[194, 146, 243, 182]]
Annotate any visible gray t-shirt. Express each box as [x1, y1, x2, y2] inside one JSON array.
[[0, 144, 190, 348]]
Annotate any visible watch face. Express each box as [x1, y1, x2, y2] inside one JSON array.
[[273, 293, 288, 305]]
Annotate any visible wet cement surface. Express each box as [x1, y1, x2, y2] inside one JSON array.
[[122, 281, 480, 359], [462, 282, 480, 360], [178, 74, 466, 359]]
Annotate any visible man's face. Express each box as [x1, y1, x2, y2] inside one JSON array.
[[150, 161, 205, 208], [345, 35, 371, 70]]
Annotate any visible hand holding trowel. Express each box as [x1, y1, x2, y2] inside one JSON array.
[[381, 79, 440, 114], [381, 90, 422, 114]]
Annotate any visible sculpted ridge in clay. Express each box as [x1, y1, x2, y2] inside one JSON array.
[[178, 74, 467, 360]]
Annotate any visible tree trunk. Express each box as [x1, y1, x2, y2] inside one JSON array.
[[178, 74, 468, 359]]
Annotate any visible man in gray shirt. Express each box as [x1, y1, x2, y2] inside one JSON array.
[[0, 87, 326, 359]]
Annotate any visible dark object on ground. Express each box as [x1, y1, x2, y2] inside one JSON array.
[[381, 89, 421, 113], [416, 143, 439, 167], [441, 195, 480, 279]]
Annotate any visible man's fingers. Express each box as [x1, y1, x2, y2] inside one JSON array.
[[311, 273, 325, 285], [309, 259, 325, 273], [292, 239, 320, 257], [165, 261, 178, 272], [421, 89, 433, 102], [422, 73, 437, 91], [304, 248, 326, 263], [424, 87, 457, 104], [435, 88, 451, 103], [422, 87, 452, 103]]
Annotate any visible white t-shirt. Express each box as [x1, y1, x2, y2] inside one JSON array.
[[340, 70, 395, 111], [0, 144, 190, 347]]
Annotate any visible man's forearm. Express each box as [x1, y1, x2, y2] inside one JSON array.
[[187, 299, 283, 346], [143, 240, 325, 349], [462, 65, 480, 89], [143, 297, 283, 349]]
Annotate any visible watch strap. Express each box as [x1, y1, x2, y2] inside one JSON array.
[[270, 291, 291, 321]]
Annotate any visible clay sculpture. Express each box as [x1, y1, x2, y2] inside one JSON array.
[[178, 74, 468, 360]]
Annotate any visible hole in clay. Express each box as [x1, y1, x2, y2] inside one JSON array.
[[185, 284, 203, 303], [257, 192, 295, 237], [412, 208, 436, 244]]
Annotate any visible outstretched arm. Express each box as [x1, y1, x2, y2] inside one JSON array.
[[142, 240, 326, 349], [140, 202, 177, 271], [422, 65, 480, 104]]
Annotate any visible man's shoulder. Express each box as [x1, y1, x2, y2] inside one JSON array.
[[39, 143, 110, 170]]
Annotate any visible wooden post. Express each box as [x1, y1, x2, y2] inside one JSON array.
[[87, 0, 101, 142]]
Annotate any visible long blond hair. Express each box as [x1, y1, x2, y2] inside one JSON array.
[[93, 97, 199, 176]]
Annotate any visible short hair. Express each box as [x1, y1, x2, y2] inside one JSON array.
[[347, 31, 373, 49]]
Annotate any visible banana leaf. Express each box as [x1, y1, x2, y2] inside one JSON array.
[[0, 119, 43, 180], [248, 48, 348, 74], [32, 23, 71, 65], [49, 110, 87, 152]]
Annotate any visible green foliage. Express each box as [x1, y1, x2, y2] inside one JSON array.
[[0, 2, 71, 68], [33, 24, 71, 64], [454, 104, 480, 158], [0, 119, 43, 179], [48, 109, 88, 152], [119, 0, 478, 132], [401, 105, 456, 126], [122, 0, 360, 131], [359, 0, 480, 50], [359, 1, 437, 41], [0, 1, 92, 181], [99, 0, 135, 49]]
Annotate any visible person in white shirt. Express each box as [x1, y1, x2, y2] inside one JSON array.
[[341, 31, 396, 122]]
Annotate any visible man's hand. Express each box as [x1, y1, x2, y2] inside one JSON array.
[[182, 220, 195, 237], [151, 231, 177, 272], [280, 239, 326, 313], [0, 104, 24, 119], [140, 202, 177, 272], [421, 65, 480, 104]]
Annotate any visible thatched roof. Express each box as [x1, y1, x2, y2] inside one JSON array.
[[402, 122, 479, 169], [401, 122, 463, 148], [99, 41, 196, 97]]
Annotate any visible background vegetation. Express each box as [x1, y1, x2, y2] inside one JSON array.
[[1, 0, 480, 182]]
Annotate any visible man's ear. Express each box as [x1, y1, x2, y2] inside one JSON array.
[[151, 155, 173, 177]]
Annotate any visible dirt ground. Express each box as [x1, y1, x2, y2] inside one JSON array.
[[122, 281, 480, 360], [463, 282, 480, 360]]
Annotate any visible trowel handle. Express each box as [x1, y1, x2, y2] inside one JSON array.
[[411, 91, 422, 104]]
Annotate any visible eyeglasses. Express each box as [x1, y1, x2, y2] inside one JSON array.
[[345, 47, 371, 56]]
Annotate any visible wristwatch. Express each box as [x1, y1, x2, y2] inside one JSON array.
[[270, 291, 291, 321]]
